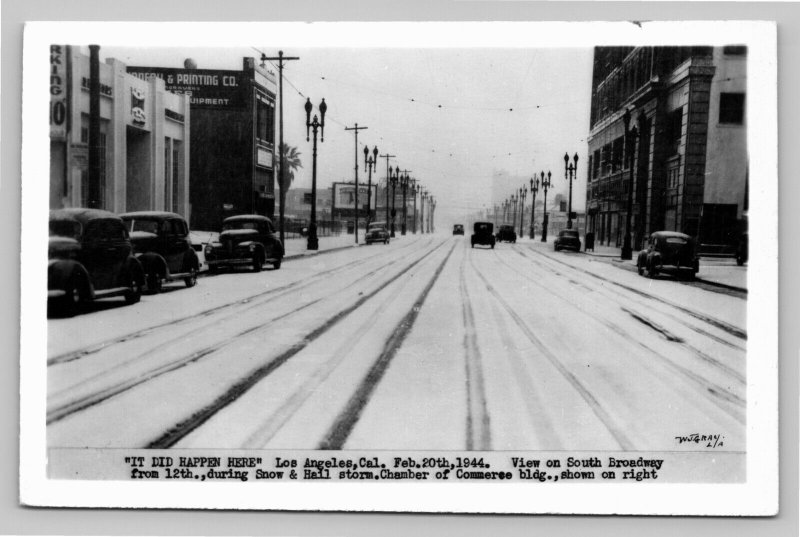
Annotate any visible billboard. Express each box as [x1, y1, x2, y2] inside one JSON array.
[[332, 182, 379, 215]]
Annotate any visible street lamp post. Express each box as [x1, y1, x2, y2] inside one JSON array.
[[389, 166, 399, 237], [529, 176, 539, 239], [511, 193, 518, 232], [620, 109, 639, 260], [411, 179, 418, 233], [540, 170, 551, 242], [519, 186, 527, 237], [304, 97, 327, 251], [400, 172, 409, 235], [430, 197, 436, 233], [420, 189, 427, 234], [363, 145, 378, 229], [345, 123, 368, 244], [380, 153, 395, 226], [564, 152, 579, 229]]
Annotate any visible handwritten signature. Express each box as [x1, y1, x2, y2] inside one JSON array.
[[674, 433, 724, 448]]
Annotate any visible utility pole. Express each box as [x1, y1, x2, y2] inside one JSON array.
[[380, 153, 395, 224], [345, 123, 368, 243], [262, 51, 299, 245]]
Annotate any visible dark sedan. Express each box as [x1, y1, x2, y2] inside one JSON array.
[[48, 208, 144, 316], [365, 222, 390, 244], [471, 222, 496, 249], [554, 229, 581, 252], [636, 231, 699, 279], [496, 224, 517, 243], [204, 215, 284, 272]]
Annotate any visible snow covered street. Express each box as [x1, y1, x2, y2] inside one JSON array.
[[46, 234, 746, 453]]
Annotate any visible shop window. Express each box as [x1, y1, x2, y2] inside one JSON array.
[[256, 94, 275, 145], [719, 93, 745, 125]]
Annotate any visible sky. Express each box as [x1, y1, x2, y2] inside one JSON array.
[[102, 45, 594, 227]]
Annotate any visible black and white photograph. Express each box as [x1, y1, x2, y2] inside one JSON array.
[[19, 20, 777, 515]]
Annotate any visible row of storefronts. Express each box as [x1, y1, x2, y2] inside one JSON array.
[[49, 46, 278, 232]]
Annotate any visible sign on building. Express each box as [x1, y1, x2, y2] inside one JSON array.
[[50, 45, 68, 140], [332, 182, 379, 217], [126, 67, 247, 109]]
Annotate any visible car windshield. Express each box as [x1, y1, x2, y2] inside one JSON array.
[[49, 219, 81, 239], [223, 221, 258, 231], [665, 237, 687, 245], [561, 230, 579, 238], [368, 224, 385, 230], [123, 219, 159, 234]]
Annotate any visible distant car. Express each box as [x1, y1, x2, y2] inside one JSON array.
[[736, 231, 748, 266], [471, 222, 496, 249], [120, 211, 199, 293], [365, 222, 390, 245], [496, 224, 517, 243], [636, 231, 699, 279], [554, 229, 581, 252], [453, 224, 464, 235], [48, 208, 145, 316], [204, 215, 284, 273]]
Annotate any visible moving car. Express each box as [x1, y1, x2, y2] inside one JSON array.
[[496, 224, 517, 243], [365, 222, 390, 244], [554, 229, 581, 252], [452, 224, 464, 235], [120, 211, 199, 293], [48, 208, 145, 316], [636, 231, 699, 279], [204, 215, 284, 273], [471, 222, 496, 249]]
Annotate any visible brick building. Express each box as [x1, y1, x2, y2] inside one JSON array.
[[585, 46, 747, 251]]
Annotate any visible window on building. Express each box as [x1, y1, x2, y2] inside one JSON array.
[[666, 107, 683, 155], [592, 149, 601, 179], [719, 93, 745, 125], [723, 45, 747, 56], [164, 138, 172, 211], [611, 137, 624, 172], [172, 141, 182, 214], [256, 93, 275, 145]]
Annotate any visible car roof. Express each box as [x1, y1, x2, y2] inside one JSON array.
[[119, 211, 185, 220], [652, 231, 691, 239], [50, 208, 121, 224], [223, 214, 273, 223]]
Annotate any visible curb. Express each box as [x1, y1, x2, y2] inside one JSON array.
[[283, 242, 361, 261], [605, 255, 747, 294]]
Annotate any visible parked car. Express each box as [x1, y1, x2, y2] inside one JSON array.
[[736, 231, 748, 266], [365, 222, 390, 244], [496, 224, 517, 243], [120, 211, 199, 293], [204, 215, 284, 273], [554, 229, 581, 252], [452, 224, 464, 235], [636, 231, 699, 279], [471, 222, 496, 249], [48, 208, 145, 316]]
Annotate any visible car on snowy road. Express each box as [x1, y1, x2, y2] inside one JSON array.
[[204, 215, 284, 273], [496, 224, 517, 243], [452, 224, 464, 235], [120, 211, 200, 293], [471, 221, 495, 249], [554, 229, 581, 252], [365, 222, 390, 244], [636, 231, 699, 279], [48, 208, 145, 317]]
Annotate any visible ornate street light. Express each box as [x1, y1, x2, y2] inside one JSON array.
[[304, 97, 326, 250], [420, 189, 427, 235], [389, 166, 400, 237], [401, 171, 410, 235], [519, 185, 527, 237], [363, 145, 379, 228], [564, 152, 579, 229], [620, 109, 640, 260], [529, 175, 539, 239], [410, 178, 418, 233], [540, 170, 551, 242]]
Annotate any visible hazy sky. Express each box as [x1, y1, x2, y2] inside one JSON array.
[[102, 45, 594, 225]]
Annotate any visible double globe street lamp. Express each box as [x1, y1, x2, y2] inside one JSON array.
[[519, 186, 527, 237], [363, 145, 379, 228], [304, 97, 326, 250], [529, 175, 539, 239], [540, 170, 551, 242], [389, 166, 400, 237], [564, 152, 579, 229]]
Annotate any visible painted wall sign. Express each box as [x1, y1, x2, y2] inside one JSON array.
[[127, 67, 249, 109], [130, 86, 146, 126], [50, 44, 68, 140]]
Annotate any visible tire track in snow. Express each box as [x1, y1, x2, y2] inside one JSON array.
[[318, 242, 457, 450], [459, 251, 491, 451], [146, 240, 451, 449], [516, 248, 745, 352], [521, 247, 746, 341], [490, 249, 746, 423], [470, 258, 636, 451], [48, 237, 430, 366]]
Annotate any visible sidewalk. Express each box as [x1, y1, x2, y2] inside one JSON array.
[[518, 235, 747, 292]]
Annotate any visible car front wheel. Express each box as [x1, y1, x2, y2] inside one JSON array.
[[56, 274, 84, 317], [273, 257, 282, 270], [146, 272, 162, 294], [184, 267, 197, 287], [124, 272, 142, 305], [252, 252, 263, 273]]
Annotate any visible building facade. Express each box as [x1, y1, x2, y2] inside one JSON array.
[[50, 46, 191, 215], [585, 46, 747, 251], [127, 58, 277, 232]]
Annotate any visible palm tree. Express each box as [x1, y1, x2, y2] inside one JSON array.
[[276, 142, 303, 192]]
